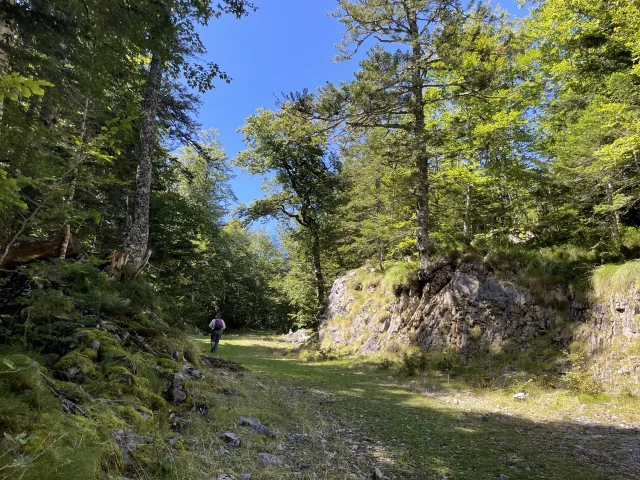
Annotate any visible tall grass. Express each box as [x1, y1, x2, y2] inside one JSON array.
[[592, 260, 640, 297]]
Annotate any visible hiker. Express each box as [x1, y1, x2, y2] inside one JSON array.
[[208, 313, 226, 353]]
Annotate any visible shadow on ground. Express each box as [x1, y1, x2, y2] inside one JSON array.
[[194, 333, 639, 480]]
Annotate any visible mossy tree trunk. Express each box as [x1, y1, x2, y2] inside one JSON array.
[[124, 53, 163, 268]]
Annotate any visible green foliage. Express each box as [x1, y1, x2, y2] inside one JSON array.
[[0, 72, 53, 101], [0, 168, 31, 212], [400, 350, 429, 376]]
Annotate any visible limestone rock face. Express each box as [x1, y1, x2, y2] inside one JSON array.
[[320, 259, 640, 365], [321, 260, 561, 355], [575, 288, 640, 389]]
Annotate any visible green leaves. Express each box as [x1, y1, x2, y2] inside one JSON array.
[[3, 432, 39, 445], [0, 169, 32, 213], [2, 358, 15, 371], [1, 73, 53, 102]]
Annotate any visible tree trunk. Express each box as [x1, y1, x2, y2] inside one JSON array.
[[406, 7, 430, 269], [59, 224, 72, 260], [463, 183, 472, 243], [124, 53, 163, 267], [60, 96, 89, 259], [310, 223, 325, 311], [606, 181, 623, 251]]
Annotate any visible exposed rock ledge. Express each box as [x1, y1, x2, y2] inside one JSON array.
[[320, 257, 640, 386]]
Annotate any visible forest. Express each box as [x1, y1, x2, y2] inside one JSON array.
[[1, 1, 640, 479], [1, 0, 639, 329]]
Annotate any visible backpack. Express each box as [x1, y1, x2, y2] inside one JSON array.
[[212, 319, 224, 331]]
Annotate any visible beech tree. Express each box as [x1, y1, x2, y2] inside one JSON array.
[[236, 105, 341, 311], [124, 0, 256, 268]]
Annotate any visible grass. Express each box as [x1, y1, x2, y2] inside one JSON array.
[[189, 332, 640, 480], [591, 259, 640, 298]]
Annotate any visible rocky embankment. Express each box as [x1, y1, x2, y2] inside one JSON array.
[[320, 257, 640, 392]]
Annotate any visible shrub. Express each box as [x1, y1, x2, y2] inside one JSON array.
[[400, 350, 428, 376], [563, 350, 602, 395], [432, 348, 464, 374], [564, 369, 602, 395]]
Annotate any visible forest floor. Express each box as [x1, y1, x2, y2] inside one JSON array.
[[190, 332, 640, 480]]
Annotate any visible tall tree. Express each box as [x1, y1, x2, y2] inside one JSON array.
[[315, 0, 505, 268], [124, 0, 256, 267], [525, 0, 640, 251], [236, 105, 341, 312]]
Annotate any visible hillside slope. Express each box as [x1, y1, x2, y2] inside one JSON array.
[[320, 256, 640, 394]]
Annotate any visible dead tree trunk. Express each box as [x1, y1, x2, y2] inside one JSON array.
[[123, 53, 163, 268], [59, 224, 72, 260], [108, 251, 129, 279]]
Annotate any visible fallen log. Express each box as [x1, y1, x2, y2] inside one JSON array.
[[0, 235, 80, 269]]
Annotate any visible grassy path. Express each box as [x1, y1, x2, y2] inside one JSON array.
[[193, 333, 639, 480]]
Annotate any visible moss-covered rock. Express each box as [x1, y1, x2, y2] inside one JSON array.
[[55, 349, 97, 383]]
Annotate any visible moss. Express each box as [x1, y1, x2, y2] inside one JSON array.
[[133, 326, 160, 338], [100, 345, 129, 365], [55, 350, 97, 381], [51, 379, 89, 403], [76, 328, 120, 349], [104, 365, 136, 385], [133, 385, 167, 411], [152, 337, 201, 367]]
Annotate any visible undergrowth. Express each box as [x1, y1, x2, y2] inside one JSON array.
[[0, 261, 215, 479]]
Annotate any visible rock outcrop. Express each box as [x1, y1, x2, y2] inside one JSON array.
[[575, 288, 640, 391], [321, 257, 640, 390], [321, 259, 567, 355]]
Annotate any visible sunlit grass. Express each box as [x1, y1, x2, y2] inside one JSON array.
[[592, 259, 640, 297], [189, 332, 639, 480]]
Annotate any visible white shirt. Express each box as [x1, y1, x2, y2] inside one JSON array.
[[208, 318, 226, 330]]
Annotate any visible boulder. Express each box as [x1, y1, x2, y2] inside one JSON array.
[[172, 372, 187, 403], [219, 432, 241, 447], [257, 452, 282, 467]]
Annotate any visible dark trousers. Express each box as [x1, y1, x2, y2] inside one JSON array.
[[210, 330, 222, 352]]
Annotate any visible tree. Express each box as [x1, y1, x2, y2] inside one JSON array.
[[236, 105, 341, 313], [525, 0, 640, 252], [337, 128, 414, 269], [315, 0, 506, 268], [124, 0, 256, 268]]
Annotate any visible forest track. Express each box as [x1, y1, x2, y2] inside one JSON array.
[[192, 333, 640, 480]]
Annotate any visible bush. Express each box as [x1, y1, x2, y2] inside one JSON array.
[[400, 350, 428, 376], [433, 348, 464, 373], [563, 350, 602, 395], [564, 368, 602, 395]]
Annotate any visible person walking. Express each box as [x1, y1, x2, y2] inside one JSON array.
[[208, 313, 226, 353]]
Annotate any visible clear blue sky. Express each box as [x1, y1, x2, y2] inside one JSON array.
[[196, 0, 527, 213]]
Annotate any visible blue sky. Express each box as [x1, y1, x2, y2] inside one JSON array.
[[196, 0, 527, 214]]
